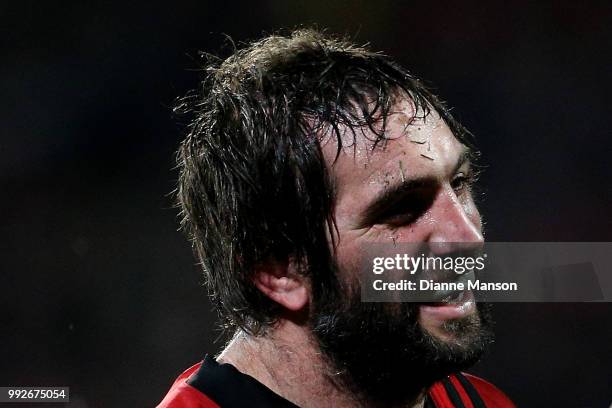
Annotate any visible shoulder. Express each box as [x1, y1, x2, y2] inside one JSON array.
[[156, 356, 297, 408], [428, 372, 516, 408], [462, 373, 516, 407], [157, 362, 220, 408]]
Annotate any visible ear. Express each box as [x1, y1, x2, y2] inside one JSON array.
[[253, 259, 309, 311]]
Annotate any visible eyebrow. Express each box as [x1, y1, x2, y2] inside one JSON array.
[[356, 147, 472, 228]]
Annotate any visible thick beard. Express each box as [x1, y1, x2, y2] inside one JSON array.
[[310, 284, 494, 407]]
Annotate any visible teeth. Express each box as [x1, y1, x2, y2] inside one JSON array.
[[441, 290, 465, 304]]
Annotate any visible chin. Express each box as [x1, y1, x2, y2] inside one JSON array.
[[419, 304, 484, 345], [418, 289, 480, 336]]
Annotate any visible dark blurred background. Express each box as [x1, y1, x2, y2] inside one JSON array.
[[1, 1, 611, 407]]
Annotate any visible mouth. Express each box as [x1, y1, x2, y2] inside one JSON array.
[[419, 289, 475, 322], [419, 270, 477, 320], [420, 289, 475, 318], [432, 288, 470, 305]]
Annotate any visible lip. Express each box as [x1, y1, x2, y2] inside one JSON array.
[[422, 270, 476, 302], [419, 289, 476, 320]]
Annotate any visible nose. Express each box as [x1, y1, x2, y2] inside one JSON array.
[[427, 187, 484, 255]]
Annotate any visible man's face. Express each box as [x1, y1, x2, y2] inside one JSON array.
[[310, 100, 492, 404], [325, 101, 484, 338]]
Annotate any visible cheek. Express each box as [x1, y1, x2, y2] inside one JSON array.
[[332, 235, 368, 283], [385, 217, 437, 244]]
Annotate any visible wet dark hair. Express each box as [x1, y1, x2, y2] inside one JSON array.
[[175, 28, 476, 335]]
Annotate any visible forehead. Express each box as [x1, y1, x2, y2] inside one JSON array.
[[321, 101, 467, 199]]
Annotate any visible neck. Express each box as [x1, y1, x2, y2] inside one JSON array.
[[217, 321, 425, 408]]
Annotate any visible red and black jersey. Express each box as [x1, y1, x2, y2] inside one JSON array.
[[158, 356, 515, 408]]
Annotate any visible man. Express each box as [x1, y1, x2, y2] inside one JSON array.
[[159, 29, 515, 407]]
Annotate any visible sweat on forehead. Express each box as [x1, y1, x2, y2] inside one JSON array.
[[321, 107, 469, 200], [319, 99, 451, 167]]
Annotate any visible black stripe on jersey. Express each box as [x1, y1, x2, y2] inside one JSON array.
[[456, 373, 486, 408], [442, 377, 466, 408]]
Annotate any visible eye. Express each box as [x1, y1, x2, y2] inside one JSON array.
[[451, 172, 472, 194], [382, 211, 418, 228], [378, 192, 433, 228]]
